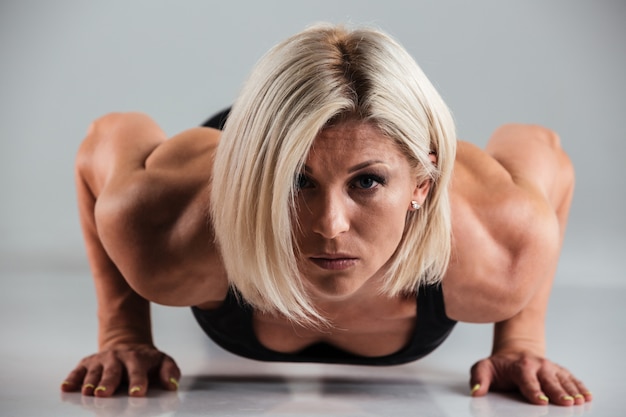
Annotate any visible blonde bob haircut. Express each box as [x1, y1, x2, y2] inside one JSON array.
[[211, 23, 456, 326]]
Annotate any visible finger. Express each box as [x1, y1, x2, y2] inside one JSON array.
[[81, 364, 103, 396], [565, 375, 593, 403], [94, 358, 123, 398], [158, 355, 181, 391], [125, 359, 150, 398], [573, 378, 593, 403], [61, 366, 87, 392], [556, 373, 585, 405], [469, 360, 493, 397], [511, 362, 549, 405], [537, 369, 575, 406]]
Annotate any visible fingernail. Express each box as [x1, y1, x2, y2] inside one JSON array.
[[129, 386, 142, 394], [169, 377, 179, 390], [94, 386, 107, 393], [470, 384, 481, 395], [82, 383, 95, 390], [538, 394, 549, 403], [561, 395, 574, 402], [574, 394, 584, 399]]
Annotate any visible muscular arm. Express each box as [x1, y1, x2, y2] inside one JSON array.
[[64, 113, 227, 397], [485, 124, 570, 357], [76, 113, 167, 349], [457, 124, 590, 405]]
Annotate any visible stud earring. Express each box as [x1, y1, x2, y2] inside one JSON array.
[[411, 201, 421, 210]]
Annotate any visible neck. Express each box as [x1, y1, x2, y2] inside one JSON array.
[[307, 281, 386, 322]]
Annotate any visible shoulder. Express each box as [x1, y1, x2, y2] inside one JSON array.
[[443, 139, 560, 322], [100, 126, 221, 229], [145, 126, 221, 173]]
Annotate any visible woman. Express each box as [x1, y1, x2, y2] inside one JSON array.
[[61, 24, 591, 406]]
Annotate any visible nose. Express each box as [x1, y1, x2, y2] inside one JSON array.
[[310, 190, 350, 239]]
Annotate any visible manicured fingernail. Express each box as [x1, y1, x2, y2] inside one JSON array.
[[470, 384, 481, 395], [538, 394, 549, 403], [169, 377, 179, 389], [94, 386, 107, 393], [574, 394, 584, 399], [561, 395, 574, 402], [129, 386, 142, 394], [83, 383, 95, 390]]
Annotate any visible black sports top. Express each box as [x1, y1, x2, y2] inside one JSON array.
[[191, 285, 456, 366]]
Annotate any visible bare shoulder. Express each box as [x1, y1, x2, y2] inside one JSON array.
[[443, 135, 561, 322], [145, 126, 221, 173], [100, 125, 221, 230]]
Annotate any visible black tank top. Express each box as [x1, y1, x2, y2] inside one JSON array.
[[191, 285, 456, 366]]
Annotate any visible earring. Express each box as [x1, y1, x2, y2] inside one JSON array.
[[411, 201, 421, 210]]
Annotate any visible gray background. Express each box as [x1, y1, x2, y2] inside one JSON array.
[[1, 0, 624, 285]]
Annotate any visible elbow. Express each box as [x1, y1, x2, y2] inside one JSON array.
[[444, 279, 526, 323], [447, 272, 533, 323], [122, 266, 191, 307], [126, 263, 226, 308], [491, 284, 528, 322]]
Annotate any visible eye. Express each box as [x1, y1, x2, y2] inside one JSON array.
[[295, 173, 313, 190], [352, 174, 386, 190]]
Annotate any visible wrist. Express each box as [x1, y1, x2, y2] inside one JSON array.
[[98, 326, 153, 351], [492, 337, 545, 357], [493, 317, 546, 357]]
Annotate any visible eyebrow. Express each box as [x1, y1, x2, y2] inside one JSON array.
[[347, 160, 387, 173], [303, 160, 387, 174]]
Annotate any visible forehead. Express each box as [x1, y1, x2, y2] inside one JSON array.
[[309, 121, 405, 161]]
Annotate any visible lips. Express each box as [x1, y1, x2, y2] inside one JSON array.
[[309, 254, 358, 271]]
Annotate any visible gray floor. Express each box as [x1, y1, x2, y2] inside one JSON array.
[[0, 266, 623, 417]]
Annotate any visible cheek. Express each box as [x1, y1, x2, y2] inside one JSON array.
[[359, 201, 408, 252]]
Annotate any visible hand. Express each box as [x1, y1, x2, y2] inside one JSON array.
[[469, 351, 592, 406], [61, 344, 181, 397]]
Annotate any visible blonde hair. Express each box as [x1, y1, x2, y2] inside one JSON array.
[[211, 24, 456, 325]]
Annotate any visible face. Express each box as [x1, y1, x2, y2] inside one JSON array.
[[294, 120, 430, 302]]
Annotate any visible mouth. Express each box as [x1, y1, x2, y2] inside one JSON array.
[[309, 254, 358, 271]]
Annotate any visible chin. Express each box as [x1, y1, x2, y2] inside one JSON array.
[[306, 275, 365, 301]]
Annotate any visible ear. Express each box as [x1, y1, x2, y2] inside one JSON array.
[[410, 153, 437, 208]]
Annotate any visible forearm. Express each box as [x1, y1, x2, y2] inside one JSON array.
[[492, 270, 553, 357], [94, 264, 153, 350], [83, 199, 154, 350], [85, 224, 153, 349]]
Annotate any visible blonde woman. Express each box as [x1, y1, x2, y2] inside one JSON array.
[[62, 24, 590, 406]]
